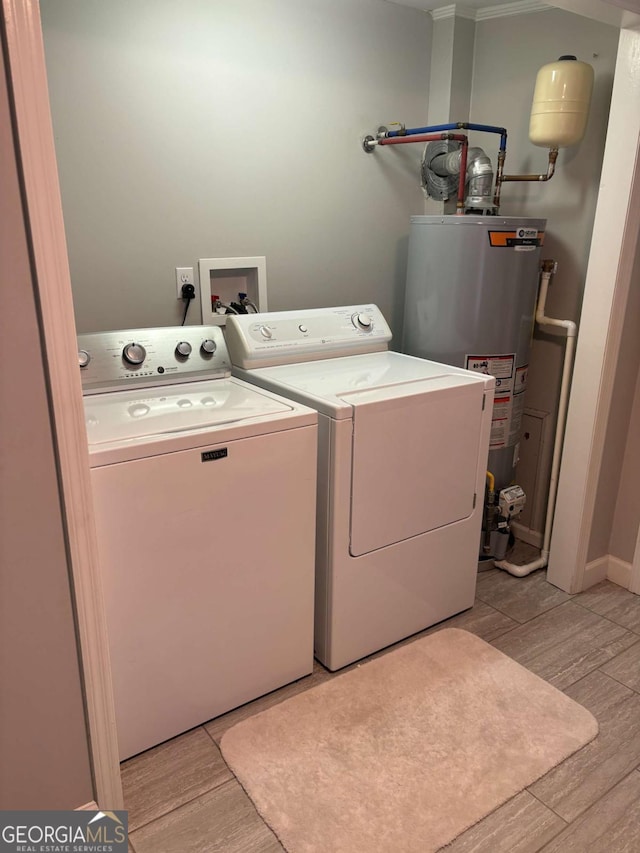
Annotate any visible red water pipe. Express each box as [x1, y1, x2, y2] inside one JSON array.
[[378, 132, 469, 212]]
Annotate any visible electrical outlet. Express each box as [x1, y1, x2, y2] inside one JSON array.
[[175, 267, 194, 299]]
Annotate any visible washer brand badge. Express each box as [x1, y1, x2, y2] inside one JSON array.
[[202, 448, 228, 462], [488, 229, 544, 248]]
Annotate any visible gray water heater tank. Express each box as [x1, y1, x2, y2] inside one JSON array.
[[402, 215, 546, 490]]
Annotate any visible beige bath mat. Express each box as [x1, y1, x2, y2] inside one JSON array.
[[221, 628, 597, 852]]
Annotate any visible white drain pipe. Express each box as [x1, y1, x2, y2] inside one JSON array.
[[495, 260, 577, 577]]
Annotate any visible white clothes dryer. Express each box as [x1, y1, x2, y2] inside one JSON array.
[[78, 325, 317, 759], [225, 306, 494, 671]]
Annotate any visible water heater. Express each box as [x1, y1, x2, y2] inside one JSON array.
[[402, 215, 545, 490]]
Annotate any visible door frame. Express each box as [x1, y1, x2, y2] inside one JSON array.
[[547, 24, 640, 593], [2, 0, 122, 808], [631, 522, 640, 594]]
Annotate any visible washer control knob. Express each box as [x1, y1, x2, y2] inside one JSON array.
[[353, 313, 373, 331], [175, 341, 192, 358], [123, 342, 146, 365], [78, 349, 91, 369], [298, 324, 308, 333], [260, 325, 273, 339], [201, 339, 217, 355]]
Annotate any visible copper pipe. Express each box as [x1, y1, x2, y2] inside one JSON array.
[[501, 149, 558, 182], [494, 149, 558, 212]]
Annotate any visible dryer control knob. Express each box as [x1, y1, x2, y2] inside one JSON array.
[[123, 342, 146, 365], [78, 349, 91, 369], [175, 341, 192, 358], [353, 313, 373, 330], [201, 339, 217, 355], [260, 325, 273, 339]]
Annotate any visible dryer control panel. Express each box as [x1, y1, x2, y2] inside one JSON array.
[[78, 326, 232, 394], [225, 305, 392, 369]]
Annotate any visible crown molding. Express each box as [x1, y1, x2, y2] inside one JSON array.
[[431, 5, 477, 20], [431, 1, 550, 22], [476, 1, 550, 21]]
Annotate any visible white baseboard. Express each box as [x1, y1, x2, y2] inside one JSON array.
[[583, 556, 609, 589], [76, 801, 99, 811], [511, 521, 543, 549], [608, 556, 632, 588], [584, 554, 632, 590]]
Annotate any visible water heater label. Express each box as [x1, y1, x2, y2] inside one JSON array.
[[509, 364, 529, 447], [465, 353, 519, 449], [487, 230, 544, 250], [466, 354, 514, 381]]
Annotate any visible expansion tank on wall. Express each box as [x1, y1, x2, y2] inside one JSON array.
[[402, 215, 546, 491]]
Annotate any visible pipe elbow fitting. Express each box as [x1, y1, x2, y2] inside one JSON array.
[[466, 147, 494, 207]]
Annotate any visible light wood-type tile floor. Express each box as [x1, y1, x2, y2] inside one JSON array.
[[122, 571, 640, 853]]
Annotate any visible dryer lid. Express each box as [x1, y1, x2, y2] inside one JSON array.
[[83, 378, 293, 445], [244, 351, 493, 419]]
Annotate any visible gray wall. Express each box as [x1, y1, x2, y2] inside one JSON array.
[[470, 8, 619, 532], [0, 38, 93, 809], [41, 0, 431, 336]]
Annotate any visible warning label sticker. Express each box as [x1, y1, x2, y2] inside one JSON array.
[[466, 354, 514, 380], [465, 353, 518, 449], [514, 364, 528, 396], [508, 363, 529, 447], [509, 390, 526, 446], [487, 229, 545, 250]]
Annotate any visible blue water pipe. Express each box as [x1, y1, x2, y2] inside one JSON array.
[[385, 122, 507, 152]]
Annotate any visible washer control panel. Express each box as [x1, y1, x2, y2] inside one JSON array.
[[78, 326, 231, 394], [225, 305, 392, 369]]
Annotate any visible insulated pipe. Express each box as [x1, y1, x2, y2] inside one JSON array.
[[374, 132, 469, 212], [382, 122, 508, 152], [495, 260, 577, 578], [377, 133, 467, 147]]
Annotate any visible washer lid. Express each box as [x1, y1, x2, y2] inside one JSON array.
[[242, 351, 493, 418], [83, 378, 293, 445]]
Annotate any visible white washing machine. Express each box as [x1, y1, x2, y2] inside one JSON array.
[[78, 325, 317, 759], [225, 305, 494, 671]]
